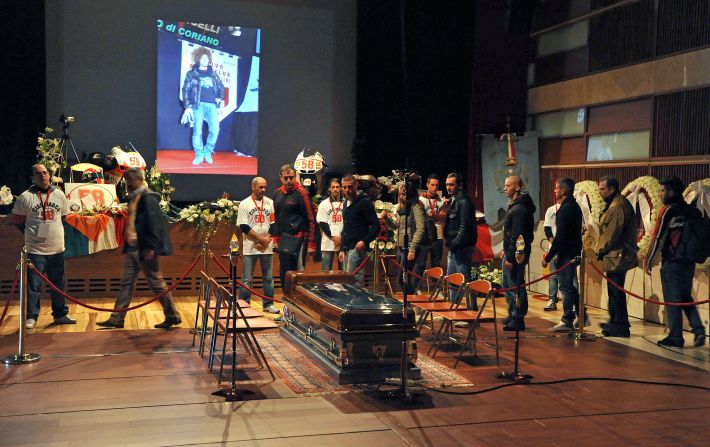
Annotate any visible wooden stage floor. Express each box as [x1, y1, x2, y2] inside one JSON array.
[[1, 296, 710, 446]]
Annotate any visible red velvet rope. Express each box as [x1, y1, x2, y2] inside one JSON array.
[[0, 268, 20, 328], [585, 257, 710, 307], [29, 254, 201, 313], [387, 256, 578, 294]]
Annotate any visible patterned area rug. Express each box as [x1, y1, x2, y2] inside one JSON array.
[[256, 333, 471, 395]]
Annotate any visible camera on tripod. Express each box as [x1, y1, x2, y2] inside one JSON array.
[[59, 114, 75, 128]]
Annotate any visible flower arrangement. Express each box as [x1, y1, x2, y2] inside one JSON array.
[[377, 170, 407, 195], [370, 200, 398, 253], [146, 164, 176, 212], [573, 180, 605, 250], [36, 127, 66, 178], [178, 193, 240, 240], [471, 263, 503, 286], [622, 176, 662, 260], [683, 178, 710, 213], [0, 185, 14, 215]]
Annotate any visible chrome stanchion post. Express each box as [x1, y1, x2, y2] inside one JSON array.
[[373, 243, 380, 294], [571, 250, 595, 341], [202, 239, 209, 276], [3, 247, 41, 365]]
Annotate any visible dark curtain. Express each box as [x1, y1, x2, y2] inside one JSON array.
[[0, 0, 46, 195]]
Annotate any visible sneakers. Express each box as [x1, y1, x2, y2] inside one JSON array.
[[53, 315, 77, 325], [25, 318, 37, 329], [549, 321, 573, 333], [694, 333, 707, 347], [573, 317, 591, 329], [155, 317, 182, 329], [263, 305, 281, 314], [453, 321, 469, 328], [204, 151, 214, 164], [192, 151, 204, 165], [543, 300, 557, 311]]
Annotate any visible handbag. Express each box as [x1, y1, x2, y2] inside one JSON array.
[[277, 232, 303, 257]]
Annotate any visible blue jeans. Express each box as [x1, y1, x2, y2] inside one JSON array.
[[661, 261, 705, 344], [446, 247, 473, 302], [557, 256, 580, 326], [549, 256, 579, 304], [27, 252, 68, 320], [192, 102, 219, 153], [503, 259, 528, 320], [321, 251, 343, 271], [240, 254, 274, 308], [346, 247, 368, 287]]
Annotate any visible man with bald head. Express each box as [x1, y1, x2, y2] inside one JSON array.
[[500, 174, 536, 331], [237, 177, 277, 312]]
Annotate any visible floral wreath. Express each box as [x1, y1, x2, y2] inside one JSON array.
[[621, 176, 662, 260], [683, 178, 710, 268], [573, 180, 604, 251], [370, 200, 398, 253], [178, 194, 240, 241]]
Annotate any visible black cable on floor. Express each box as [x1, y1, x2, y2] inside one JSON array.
[[418, 376, 710, 395]]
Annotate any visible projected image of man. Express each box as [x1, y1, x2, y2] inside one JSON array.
[[181, 47, 225, 166]]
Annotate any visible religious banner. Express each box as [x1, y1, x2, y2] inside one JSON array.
[[479, 132, 540, 226]]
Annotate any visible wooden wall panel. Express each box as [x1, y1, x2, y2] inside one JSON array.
[[650, 163, 710, 183], [584, 165, 649, 188], [657, 0, 710, 56], [540, 137, 587, 165], [540, 167, 585, 213], [587, 98, 652, 134], [653, 87, 710, 157]]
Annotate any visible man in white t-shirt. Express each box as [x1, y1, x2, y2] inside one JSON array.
[[417, 174, 447, 285], [316, 178, 344, 271], [237, 177, 277, 313], [11, 164, 76, 329]]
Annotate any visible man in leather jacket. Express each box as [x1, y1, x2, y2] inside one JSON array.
[[443, 173, 477, 301]]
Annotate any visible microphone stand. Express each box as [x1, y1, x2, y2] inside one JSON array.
[[497, 235, 533, 384]]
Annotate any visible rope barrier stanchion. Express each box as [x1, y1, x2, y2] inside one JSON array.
[[585, 257, 710, 307], [210, 253, 284, 304], [29, 254, 202, 313], [571, 250, 595, 342], [0, 267, 20, 329], [3, 247, 40, 365]]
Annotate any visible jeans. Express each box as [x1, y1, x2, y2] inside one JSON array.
[[557, 256, 580, 326], [605, 270, 630, 334], [345, 247, 368, 287], [278, 240, 305, 295], [192, 102, 219, 154], [503, 259, 528, 320], [549, 256, 579, 305], [27, 252, 68, 320], [240, 254, 275, 308], [398, 247, 427, 294], [446, 247, 473, 302], [661, 261, 705, 344], [109, 248, 179, 324], [321, 251, 343, 271], [414, 239, 443, 289]]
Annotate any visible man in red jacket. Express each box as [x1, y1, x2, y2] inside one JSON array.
[[272, 164, 316, 302]]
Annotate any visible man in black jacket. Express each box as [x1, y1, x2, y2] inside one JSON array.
[[543, 178, 583, 332], [647, 176, 707, 348], [98, 168, 181, 329], [500, 175, 536, 331], [444, 173, 477, 301], [338, 174, 380, 286]]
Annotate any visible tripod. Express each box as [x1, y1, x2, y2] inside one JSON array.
[[497, 236, 533, 384], [59, 118, 81, 181], [211, 249, 255, 401]]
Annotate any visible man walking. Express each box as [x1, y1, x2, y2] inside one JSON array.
[[97, 168, 181, 329], [237, 177, 277, 314], [647, 176, 707, 348], [339, 174, 380, 286], [12, 164, 76, 329], [500, 175, 535, 331], [544, 178, 583, 333], [594, 176, 637, 338]]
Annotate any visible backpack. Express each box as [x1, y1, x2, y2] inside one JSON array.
[[673, 214, 710, 263]]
